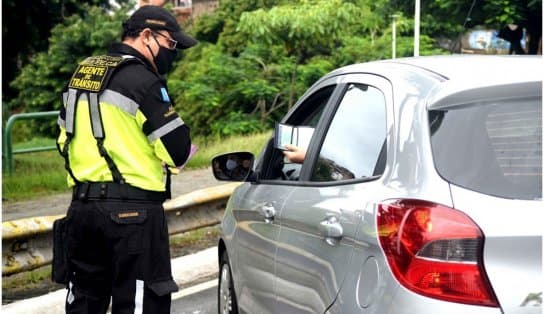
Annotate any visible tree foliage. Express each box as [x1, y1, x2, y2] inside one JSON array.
[[237, 0, 360, 56], [1, 0, 120, 102], [172, 0, 445, 137], [7, 0, 541, 138], [8, 4, 132, 134]]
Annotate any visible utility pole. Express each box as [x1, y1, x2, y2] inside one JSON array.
[[414, 0, 420, 56], [391, 15, 399, 59]]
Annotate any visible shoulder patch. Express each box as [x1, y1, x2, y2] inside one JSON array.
[[160, 87, 171, 103], [164, 106, 176, 118], [68, 55, 125, 92]]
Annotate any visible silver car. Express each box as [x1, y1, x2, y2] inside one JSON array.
[[212, 55, 542, 314]]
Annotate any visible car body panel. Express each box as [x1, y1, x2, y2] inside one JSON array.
[[427, 80, 542, 111], [450, 185, 543, 314], [224, 183, 296, 313], [274, 184, 362, 313]]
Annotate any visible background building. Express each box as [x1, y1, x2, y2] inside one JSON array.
[[138, 0, 218, 23]]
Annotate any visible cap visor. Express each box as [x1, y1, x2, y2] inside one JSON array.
[[172, 31, 198, 49]]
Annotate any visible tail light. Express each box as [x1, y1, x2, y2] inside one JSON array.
[[377, 199, 498, 307]]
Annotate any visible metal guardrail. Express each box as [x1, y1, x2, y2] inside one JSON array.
[[2, 182, 241, 276], [2, 111, 60, 175]]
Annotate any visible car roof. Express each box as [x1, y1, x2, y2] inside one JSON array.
[[383, 54, 542, 83], [330, 54, 542, 83], [323, 55, 542, 110]]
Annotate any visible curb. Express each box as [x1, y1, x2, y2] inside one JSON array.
[[1, 247, 218, 314]]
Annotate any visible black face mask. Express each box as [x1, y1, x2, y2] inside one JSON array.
[[147, 35, 178, 75]]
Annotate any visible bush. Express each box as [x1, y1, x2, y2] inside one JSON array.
[[211, 111, 266, 137]]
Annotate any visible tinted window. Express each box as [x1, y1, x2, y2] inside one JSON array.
[[430, 98, 542, 200], [311, 84, 387, 182], [288, 86, 333, 127]]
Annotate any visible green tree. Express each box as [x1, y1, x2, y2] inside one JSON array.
[[237, 0, 362, 107], [192, 0, 288, 52], [1, 0, 122, 104], [8, 4, 132, 135], [170, 43, 290, 137], [172, 0, 447, 137]]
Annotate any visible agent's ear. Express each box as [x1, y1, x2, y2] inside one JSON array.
[[140, 28, 152, 45]]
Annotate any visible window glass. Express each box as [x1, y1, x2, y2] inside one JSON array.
[[311, 84, 387, 182], [430, 97, 542, 200], [288, 86, 333, 127], [259, 85, 334, 181]]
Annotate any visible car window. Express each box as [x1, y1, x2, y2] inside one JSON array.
[[288, 86, 332, 127], [311, 84, 387, 182], [259, 85, 334, 181], [430, 97, 542, 200]]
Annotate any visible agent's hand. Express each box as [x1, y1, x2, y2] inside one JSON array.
[[283, 144, 306, 164]]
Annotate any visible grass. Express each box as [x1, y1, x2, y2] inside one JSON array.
[[170, 225, 221, 246], [1, 265, 56, 291], [2, 136, 71, 201], [2, 132, 271, 201], [187, 131, 271, 169]]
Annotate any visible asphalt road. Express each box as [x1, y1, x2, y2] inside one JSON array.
[[172, 280, 218, 314]]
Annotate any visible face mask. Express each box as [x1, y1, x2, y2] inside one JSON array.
[[147, 35, 178, 75]]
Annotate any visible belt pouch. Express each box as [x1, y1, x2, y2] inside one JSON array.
[[52, 217, 69, 284]]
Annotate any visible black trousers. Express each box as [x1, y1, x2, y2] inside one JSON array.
[[63, 199, 178, 314]]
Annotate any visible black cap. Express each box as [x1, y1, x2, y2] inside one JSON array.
[[123, 5, 198, 49]]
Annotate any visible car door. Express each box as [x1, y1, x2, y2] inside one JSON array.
[[230, 183, 295, 314], [231, 82, 338, 313], [274, 75, 393, 313]]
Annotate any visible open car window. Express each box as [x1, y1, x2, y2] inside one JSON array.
[[258, 85, 335, 181]]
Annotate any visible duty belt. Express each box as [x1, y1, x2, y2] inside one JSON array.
[[73, 182, 167, 202]]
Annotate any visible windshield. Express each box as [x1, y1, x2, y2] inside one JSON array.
[[429, 97, 542, 200]]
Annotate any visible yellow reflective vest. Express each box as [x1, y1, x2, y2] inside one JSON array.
[[57, 44, 191, 192]]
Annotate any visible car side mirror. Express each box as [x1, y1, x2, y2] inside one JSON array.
[[211, 152, 255, 182]]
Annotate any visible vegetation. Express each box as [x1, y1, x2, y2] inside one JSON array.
[[393, 0, 542, 39], [2, 150, 66, 201], [1, 265, 62, 305], [6, 4, 133, 136], [2, 0, 122, 103], [6, 0, 541, 138], [171, 0, 447, 137]]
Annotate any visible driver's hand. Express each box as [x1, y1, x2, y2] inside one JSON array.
[[283, 144, 306, 164]]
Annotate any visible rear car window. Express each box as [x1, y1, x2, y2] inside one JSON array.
[[429, 97, 542, 200]]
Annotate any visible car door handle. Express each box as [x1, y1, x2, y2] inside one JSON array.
[[319, 216, 343, 245], [260, 204, 276, 223]]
